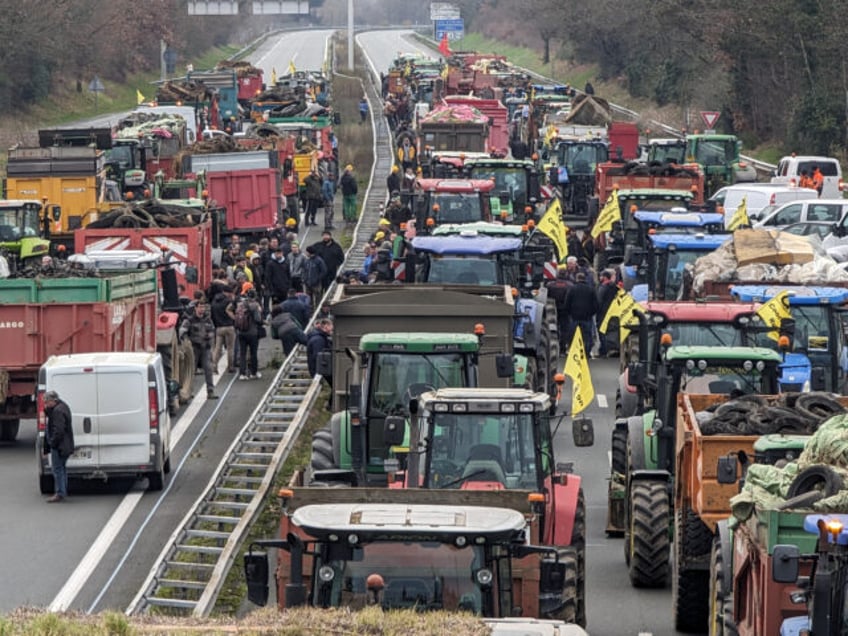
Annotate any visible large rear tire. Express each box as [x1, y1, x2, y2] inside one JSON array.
[[0, 419, 20, 442], [311, 427, 337, 471], [673, 507, 712, 632], [628, 480, 669, 587], [547, 550, 578, 624], [611, 427, 627, 475]]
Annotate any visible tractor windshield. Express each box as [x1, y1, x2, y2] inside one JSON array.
[[656, 249, 712, 300], [649, 143, 686, 165], [423, 412, 541, 489], [424, 256, 500, 285], [663, 322, 743, 348], [749, 305, 831, 353], [317, 542, 488, 613], [468, 167, 527, 204], [0, 203, 41, 241], [558, 142, 606, 174], [369, 353, 469, 415], [691, 139, 736, 167], [431, 193, 485, 224]]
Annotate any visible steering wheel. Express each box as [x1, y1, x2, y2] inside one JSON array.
[[430, 460, 461, 486]]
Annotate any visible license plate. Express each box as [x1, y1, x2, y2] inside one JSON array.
[[71, 447, 92, 460]]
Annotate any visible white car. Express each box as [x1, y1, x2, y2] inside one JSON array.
[[755, 198, 848, 230], [710, 184, 818, 225]]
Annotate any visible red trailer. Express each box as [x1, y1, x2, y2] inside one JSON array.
[[444, 95, 510, 156], [0, 270, 158, 440], [74, 219, 214, 298], [205, 169, 281, 240]]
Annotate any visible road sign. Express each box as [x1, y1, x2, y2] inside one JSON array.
[[431, 2, 460, 19], [88, 76, 104, 93], [700, 110, 720, 129], [434, 18, 464, 41]]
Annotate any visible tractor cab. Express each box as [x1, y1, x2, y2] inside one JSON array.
[[414, 179, 496, 231], [464, 158, 541, 223], [0, 200, 52, 271]]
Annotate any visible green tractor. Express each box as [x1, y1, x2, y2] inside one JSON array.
[[310, 332, 517, 487], [0, 200, 52, 273], [610, 344, 782, 587], [685, 134, 757, 196], [462, 157, 541, 224]]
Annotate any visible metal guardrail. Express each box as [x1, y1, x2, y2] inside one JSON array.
[[127, 28, 395, 618]]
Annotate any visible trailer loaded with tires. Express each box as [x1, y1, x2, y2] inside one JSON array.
[[706, 403, 848, 635]]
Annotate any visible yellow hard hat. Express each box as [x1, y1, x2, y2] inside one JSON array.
[[379, 218, 391, 226]]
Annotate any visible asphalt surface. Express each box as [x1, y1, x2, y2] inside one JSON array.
[[0, 28, 690, 635]]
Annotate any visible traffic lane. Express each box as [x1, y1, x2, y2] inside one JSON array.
[[554, 356, 684, 636], [65, 346, 281, 612], [252, 29, 335, 78], [0, 422, 134, 612], [357, 30, 440, 75]]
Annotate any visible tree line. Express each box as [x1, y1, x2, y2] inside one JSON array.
[[457, 0, 848, 156]]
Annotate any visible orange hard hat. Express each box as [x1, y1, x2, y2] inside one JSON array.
[[241, 282, 254, 294]]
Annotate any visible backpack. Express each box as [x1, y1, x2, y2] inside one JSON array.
[[234, 301, 252, 332]]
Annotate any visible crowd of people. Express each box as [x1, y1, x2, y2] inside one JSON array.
[[180, 227, 347, 400]]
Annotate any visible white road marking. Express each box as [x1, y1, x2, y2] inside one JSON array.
[[597, 394, 608, 408], [49, 357, 231, 611], [607, 450, 612, 468]]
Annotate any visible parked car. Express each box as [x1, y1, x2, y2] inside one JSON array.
[[709, 183, 818, 226], [754, 198, 848, 230]]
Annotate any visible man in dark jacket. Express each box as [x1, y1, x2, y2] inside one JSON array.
[[180, 299, 218, 398], [211, 285, 237, 373], [270, 305, 308, 355], [43, 390, 75, 502], [546, 266, 573, 352], [233, 287, 264, 380], [386, 164, 401, 194], [303, 170, 323, 226], [340, 165, 358, 222], [596, 269, 620, 357], [303, 246, 328, 311], [563, 272, 599, 357], [280, 288, 311, 328], [307, 318, 334, 392], [312, 231, 345, 289], [264, 246, 292, 305]]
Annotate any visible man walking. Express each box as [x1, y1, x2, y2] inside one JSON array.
[[43, 390, 74, 503], [180, 299, 218, 398], [340, 165, 359, 223]]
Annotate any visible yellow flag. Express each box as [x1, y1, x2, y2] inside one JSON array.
[[288, 60, 297, 75], [599, 287, 643, 344], [536, 198, 568, 260], [564, 326, 595, 416], [590, 189, 621, 239], [441, 65, 449, 81], [271, 67, 278, 84], [136, 89, 145, 105], [727, 196, 749, 231], [756, 290, 792, 341]]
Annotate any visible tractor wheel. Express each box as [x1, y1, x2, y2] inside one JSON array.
[[709, 534, 738, 636], [611, 428, 627, 475], [0, 419, 20, 443], [522, 357, 538, 391], [627, 480, 669, 587], [573, 488, 587, 628], [547, 550, 578, 624], [673, 507, 712, 632], [536, 327, 551, 399], [310, 427, 337, 472]]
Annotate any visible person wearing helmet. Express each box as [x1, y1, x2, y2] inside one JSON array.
[[387, 164, 401, 194]]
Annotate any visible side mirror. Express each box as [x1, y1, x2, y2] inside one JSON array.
[[316, 350, 333, 377], [496, 354, 515, 378], [717, 455, 739, 484], [184, 265, 198, 284], [572, 418, 594, 447], [244, 551, 270, 606], [772, 545, 800, 583], [383, 415, 406, 447], [627, 362, 646, 387], [51, 205, 62, 222]]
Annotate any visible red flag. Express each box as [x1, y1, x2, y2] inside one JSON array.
[[438, 33, 452, 57]]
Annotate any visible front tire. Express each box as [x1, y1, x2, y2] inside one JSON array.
[[674, 507, 712, 632]]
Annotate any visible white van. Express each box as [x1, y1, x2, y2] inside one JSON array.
[[755, 198, 848, 230], [771, 155, 845, 199], [710, 184, 818, 225], [37, 352, 172, 494]]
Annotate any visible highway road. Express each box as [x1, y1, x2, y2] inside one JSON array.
[[0, 27, 688, 635], [0, 29, 334, 615], [354, 30, 686, 636]]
